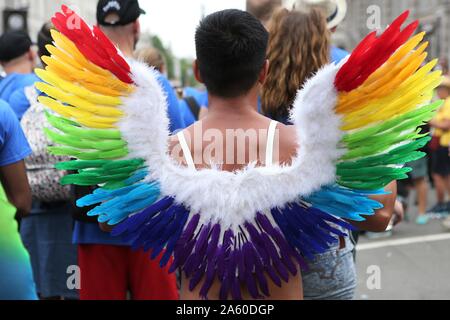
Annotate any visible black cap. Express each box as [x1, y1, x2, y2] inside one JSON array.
[[97, 0, 146, 26], [0, 31, 32, 62]]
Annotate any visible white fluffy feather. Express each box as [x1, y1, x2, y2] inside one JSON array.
[[118, 60, 343, 232]]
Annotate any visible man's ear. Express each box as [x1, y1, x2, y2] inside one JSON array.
[[28, 48, 36, 63], [193, 60, 203, 83], [258, 59, 269, 85], [134, 19, 141, 41]]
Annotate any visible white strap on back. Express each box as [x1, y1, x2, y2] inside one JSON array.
[[265, 120, 278, 167], [177, 131, 196, 170]]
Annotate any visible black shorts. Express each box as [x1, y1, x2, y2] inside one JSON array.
[[431, 147, 450, 176]]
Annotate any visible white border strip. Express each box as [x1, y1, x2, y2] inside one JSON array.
[[357, 233, 450, 251]]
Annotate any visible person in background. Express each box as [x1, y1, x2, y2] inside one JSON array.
[[71, 0, 180, 300], [246, 0, 283, 30], [179, 87, 209, 127], [285, 0, 349, 64], [19, 22, 79, 300], [135, 47, 166, 74], [0, 99, 31, 219], [0, 31, 39, 120], [405, 124, 431, 225], [135, 47, 206, 125], [438, 56, 449, 76], [428, 76, 450, 216], [262, 6, 396, 300], [0, 99, 36, 300]]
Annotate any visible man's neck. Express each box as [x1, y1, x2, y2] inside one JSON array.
[[208, 89, 260, 120], [3, 62, 32, 75], [104, 35, 134, 58]]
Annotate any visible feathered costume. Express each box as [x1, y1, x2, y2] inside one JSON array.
[[36, 7, 442, 300]]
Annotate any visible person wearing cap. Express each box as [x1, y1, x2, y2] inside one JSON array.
[[428, 77, 450, 217], [284, 0, 349, 63], [72, 0, 180, 300], [0, 31, 40, 120]]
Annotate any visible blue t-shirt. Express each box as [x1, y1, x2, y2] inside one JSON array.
[[0, 73, 39, 120], [73, 72, 186, 245], [159, 73, 185, 132], [331, 46, 349, 64], [179, 99, 197, 127], [0, 100, 32, 166]]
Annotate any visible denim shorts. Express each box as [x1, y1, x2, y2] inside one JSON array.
[[20, 201, 79, 299], [302, 238, 357, 300]]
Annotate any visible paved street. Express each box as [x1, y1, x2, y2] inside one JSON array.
[[355, 189, 450, 300]]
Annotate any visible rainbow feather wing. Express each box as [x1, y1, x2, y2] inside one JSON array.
[[36, 6, 160, 225], [307, 11, 442, 219]]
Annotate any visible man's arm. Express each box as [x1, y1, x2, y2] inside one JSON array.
[[349, 181, 397, 232], [0, 160, 32, 218]]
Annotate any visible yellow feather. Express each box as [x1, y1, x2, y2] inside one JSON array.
[[35, 69, 121, 106], [38, 96, 72, 118], [36, 82, 123, 118], [338, 41, 428, 113], [42, 55, 132, 94]]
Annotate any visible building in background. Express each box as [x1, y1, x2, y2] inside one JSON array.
[[338, 0, 450, 62], [0, 0, 95, 40]]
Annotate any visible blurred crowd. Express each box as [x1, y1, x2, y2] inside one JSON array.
[[0, 0, 449, 301]]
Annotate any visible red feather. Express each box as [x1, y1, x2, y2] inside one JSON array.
[[52, 6, 133, 84], [335, 11, 417, 92]]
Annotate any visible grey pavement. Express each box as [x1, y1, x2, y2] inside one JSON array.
[[355, 187, 450, 300]]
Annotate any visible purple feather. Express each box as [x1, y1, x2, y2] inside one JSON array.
[[194, 224, 211, 254], [199, 250, 219, 299], [177, 214, 201, 246], [189, 261, 207, 291], [170, 238, 196, 273], [219, 273, 230, 300], [245, 242, 270, 297], [289, 247, 309, 272], [160, 209, 190, 268], [217, 230, 234, 280], [206, 224, 221, 258], [245, 271, 261, 299], [184, 251, 205, 278], [231, 276, 242, 300], [244, 223, 270, 265], [237, 248, 246, 283], [265, 265, 282, 287], [112, 197, 174, 236]]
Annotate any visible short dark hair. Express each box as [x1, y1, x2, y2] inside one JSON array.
[[38, 22, 53, 65], [195, 9, 269, 98]]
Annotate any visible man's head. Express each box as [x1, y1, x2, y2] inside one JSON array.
[[437, 76, 450, 100], [96, 0, 146, 56], [246, 0, 282, 28], [195, 9, 269, 99], [37, 22, 54, 67], [0, 31, 36, 73]]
